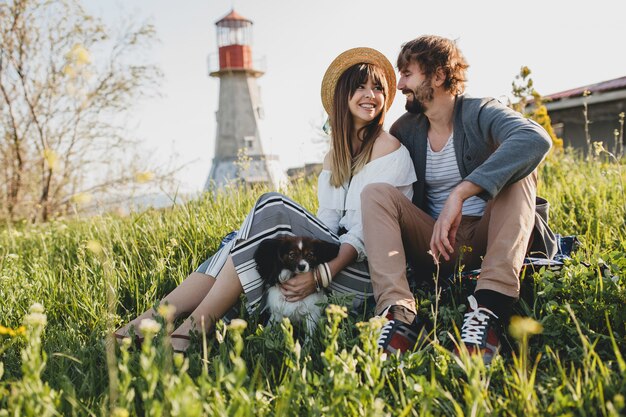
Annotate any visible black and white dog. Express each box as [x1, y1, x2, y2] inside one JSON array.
[[254, 236, 339, 335]]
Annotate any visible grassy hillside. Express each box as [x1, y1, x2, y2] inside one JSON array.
[[0, 152, 625, 416]]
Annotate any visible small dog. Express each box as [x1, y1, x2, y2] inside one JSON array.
[[254, 236, 339, 335]]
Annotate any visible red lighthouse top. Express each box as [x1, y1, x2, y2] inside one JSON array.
[[216, 9, 252, 25], [213, 9, 261, 75]]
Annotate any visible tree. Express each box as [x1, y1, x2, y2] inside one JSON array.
[[0, 0, 164, 223], [510, 66, 563, 151]]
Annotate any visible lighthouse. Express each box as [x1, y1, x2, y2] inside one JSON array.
[[205, 9, 284, 190]]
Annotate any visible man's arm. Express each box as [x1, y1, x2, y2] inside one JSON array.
[[430, 180, 482, 262], [464, 99, 551, 200]]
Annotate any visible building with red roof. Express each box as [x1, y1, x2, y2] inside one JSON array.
[[542, 76, 626, 153]]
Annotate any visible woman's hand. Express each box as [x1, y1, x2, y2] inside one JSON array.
[[279, 271, 317, 302], [279, 242, 358, 302]]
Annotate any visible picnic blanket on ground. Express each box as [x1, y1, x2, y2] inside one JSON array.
[[423, 235, 580, 301]]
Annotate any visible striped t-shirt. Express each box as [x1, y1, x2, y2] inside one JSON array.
[[425, 134, 486, 219]]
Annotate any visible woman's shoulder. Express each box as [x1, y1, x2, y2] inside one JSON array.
[[370, 131, 401, 162]]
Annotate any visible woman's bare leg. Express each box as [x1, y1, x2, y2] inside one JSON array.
[[171, 256, 243, 351], [115, 272, 216, 338]]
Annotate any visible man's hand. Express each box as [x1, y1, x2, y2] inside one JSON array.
[[430, 193, 463, 262], [279, 271, 317, 302], [430, 181, 483, 263]]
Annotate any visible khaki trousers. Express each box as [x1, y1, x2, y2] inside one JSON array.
[[361, 172, 537, 315]]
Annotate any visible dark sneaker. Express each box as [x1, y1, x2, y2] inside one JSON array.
[[377, 305, 428, 355], [455, 295, 501, 364]]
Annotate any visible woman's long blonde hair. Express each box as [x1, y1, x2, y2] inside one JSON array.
[[329, 63, 388, 187]]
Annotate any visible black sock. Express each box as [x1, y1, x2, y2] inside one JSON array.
[[474, 289, 516, 320]]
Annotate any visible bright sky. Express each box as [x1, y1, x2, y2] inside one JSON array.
[[83, 0, 626, 193]]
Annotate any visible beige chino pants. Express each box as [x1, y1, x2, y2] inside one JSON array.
[[361, 172, 537, 315]]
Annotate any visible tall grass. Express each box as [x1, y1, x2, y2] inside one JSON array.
[[0, 153, 625, 416]]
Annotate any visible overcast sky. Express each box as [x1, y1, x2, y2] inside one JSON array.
[[83, 0, 626, 193]]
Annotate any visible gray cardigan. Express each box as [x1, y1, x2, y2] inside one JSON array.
[[390, 95, 552, 208], [390, 95, 557, 258]]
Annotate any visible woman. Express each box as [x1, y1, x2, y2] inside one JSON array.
[[114, 47, 417, 352]]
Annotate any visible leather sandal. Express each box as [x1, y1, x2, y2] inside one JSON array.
[[170, 334, 191, 354], [113, 330, 144, 349]]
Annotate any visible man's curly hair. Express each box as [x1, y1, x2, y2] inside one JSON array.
[[397, 35, 469, 95]]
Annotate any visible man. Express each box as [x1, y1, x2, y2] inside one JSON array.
[[361, 35, 554, 363]]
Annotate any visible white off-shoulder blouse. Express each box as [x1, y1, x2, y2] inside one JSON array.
[[316, 145, 417, 262]]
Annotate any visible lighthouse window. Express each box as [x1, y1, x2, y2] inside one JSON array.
[[230, 27, 244, 45], [244, 136, 255, 149]]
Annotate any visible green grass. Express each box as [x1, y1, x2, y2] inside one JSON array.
[[0, 153, 625, 416]]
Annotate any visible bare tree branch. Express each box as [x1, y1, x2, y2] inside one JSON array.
[[0, 0, 164, 223]]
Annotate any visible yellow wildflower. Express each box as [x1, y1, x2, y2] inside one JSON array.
[[43, 148, 59, 171], [228, 318, 248, 332], [67, 44, 91, 65], [157, 304, 177, 321], [86, 240, 103, 255], [134, 171, 155, 183], [111, 407, 130, 417], [71, 192, 93, 205], [509, 316, 543, 340], [325, 304, 348, 319], [63, 64, 76, 78]]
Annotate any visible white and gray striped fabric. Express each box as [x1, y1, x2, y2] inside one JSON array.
[[425, 135, 486, 219], [195, 192, 374, 314]]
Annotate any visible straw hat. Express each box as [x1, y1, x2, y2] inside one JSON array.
[[321, 47, 396, 115]]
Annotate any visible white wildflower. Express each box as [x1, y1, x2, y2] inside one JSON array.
[[138, 318, 161, 335]]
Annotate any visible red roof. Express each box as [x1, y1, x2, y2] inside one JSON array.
[[216, 9, 252, 24], [544, 75, 626, 101]]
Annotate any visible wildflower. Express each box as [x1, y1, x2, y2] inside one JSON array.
[[66, 44, 91, 65], [372, 398, 386, 414], [86, 240, 103, 255], [120, 337, 132, 349], [520, 66, 531, 78], [134, 171, 155, 183], [326, 304, 348, 319], [169, 238, 179, 247], [157, 304, 177, 321], [173, 352, 185, 368], [62, 64, 76, 78], [357, 315, 387, 333], [613, 394, 624, 410], [294, 340, 302, 361], [460, 245, 473, 254], [228, 318, 248, 332], [6, 253, 18, 260], [111, 408, 130, 417], [71, 192, 93, 205], [509, 316, 543, 340], [30, 303, 45, 314], [43, 148, 59, 171], [138, 318, 161, 335], [24, 312, 47, 327], [593, 141, 605, 156]]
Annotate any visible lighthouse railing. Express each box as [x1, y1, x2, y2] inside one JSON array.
[[207, 53, 267, 75]]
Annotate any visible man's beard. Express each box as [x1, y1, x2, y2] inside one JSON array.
[[403, 82, 434, 114]]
